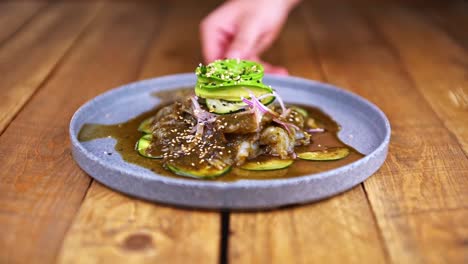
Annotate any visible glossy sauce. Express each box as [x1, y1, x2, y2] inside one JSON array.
[[78, 88, 364, 181]]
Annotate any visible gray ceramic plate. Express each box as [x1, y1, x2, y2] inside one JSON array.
[[70, 74, 390, 209]]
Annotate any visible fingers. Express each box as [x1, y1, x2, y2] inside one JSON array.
[[248, 56, 289, 75], [225, 19, 263, 59], [252, 32, 278, 57], [200, 25, 227, 63], [200, 4, 237, 63], [260, 60, 289, 76], [199, 0, 291, 74]]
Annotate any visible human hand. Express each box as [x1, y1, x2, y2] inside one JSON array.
[[200, 0, 300, 75]]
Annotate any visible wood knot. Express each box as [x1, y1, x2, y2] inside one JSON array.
[[122, 233, 154, 251]]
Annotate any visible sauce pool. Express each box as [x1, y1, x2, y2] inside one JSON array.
[[78, 88, 364, 181]]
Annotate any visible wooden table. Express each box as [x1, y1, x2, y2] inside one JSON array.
[[1, 0, 467, 263]]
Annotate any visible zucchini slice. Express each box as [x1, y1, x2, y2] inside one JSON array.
[[206, 96, 275, 114], [240, 159, 294, 171], [291, 106, 308, 117], [137, 116, 154, 134], [166, 163, 231, 179], [135, 134, 162, 159], [298, 147, 350, 161]]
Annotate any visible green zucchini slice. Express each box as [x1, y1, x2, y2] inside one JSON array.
[[240, 159, 294, 171], [298, 147, 350, 161], [291, 106, 308, 117], [137, 116, 154, 134], [135, 134, 162, 159], [166, 163, 231, 179]]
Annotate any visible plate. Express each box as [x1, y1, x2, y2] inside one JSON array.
[[70, 74, 390, 209]]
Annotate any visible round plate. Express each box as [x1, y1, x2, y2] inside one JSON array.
[[70, 74, 390, 209]]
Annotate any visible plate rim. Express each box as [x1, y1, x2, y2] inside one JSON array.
[[70, 73, 391, 191]]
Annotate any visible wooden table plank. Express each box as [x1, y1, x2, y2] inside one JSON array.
[[301, 2, 468, 263], [0, 1, 102, 135], [1, 0, 465, 262], [58, 2, 221, 264], [361, 4, 468, 155], [58, 183, 220, 264], [0, 2, 158, 263], [228, 10, 388, 264], [138, 2, 205, 79], [0, 1, 49, 45], [424, 1, 468, 49]]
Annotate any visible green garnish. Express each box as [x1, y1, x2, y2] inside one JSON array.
[[195, 59, 273, 101]]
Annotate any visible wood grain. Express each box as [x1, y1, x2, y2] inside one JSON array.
[[229, 189, 388, 264], [138, 1, 206, 78], [302, 2, 468, 263], [0, 2, 158, 263], [0, 1, 102, 135], [424, 1, 468, 49], [0, 1, 48, 45], [1, 0, 466, 262], [228, 10, 388, 264], [361, 4, 468, 155], [58, 2, 221, 264], [58, 183, 220, 264]]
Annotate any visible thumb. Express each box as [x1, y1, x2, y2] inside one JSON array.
[[225, 21, 262, 59]]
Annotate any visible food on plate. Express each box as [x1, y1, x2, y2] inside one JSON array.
[[135, 59, 352, 179]]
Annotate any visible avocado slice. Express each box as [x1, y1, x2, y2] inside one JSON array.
[[195, 59, 273, 101], [195, 85, 273, 102]]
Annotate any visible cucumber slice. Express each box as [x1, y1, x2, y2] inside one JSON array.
[[240, 159, 294, 171], [298, 147, 350, 161], [206, 99, 247, 114], [137, 116, 154, 134], [135, 134, 162, 159], [166, 163, 231, 179], [206, 96, 275, 114]]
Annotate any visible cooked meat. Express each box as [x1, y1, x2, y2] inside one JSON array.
[[259, 126, 295, 159], [216, 112, 258, 134], [148, 98, 314, 167], [225, 134, 261, 165]]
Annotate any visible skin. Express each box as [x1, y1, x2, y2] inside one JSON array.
[[200, 0, 301, 75]]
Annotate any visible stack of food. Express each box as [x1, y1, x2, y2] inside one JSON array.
[[136, 59, 349, 179]]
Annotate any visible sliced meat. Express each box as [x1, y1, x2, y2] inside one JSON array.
[[216, 111, 259, 134], [259, 126, 295, 159], [225, 134, 261, 165]]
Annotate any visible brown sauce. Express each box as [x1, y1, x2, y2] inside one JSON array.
[[78, 88, 364, 181]]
